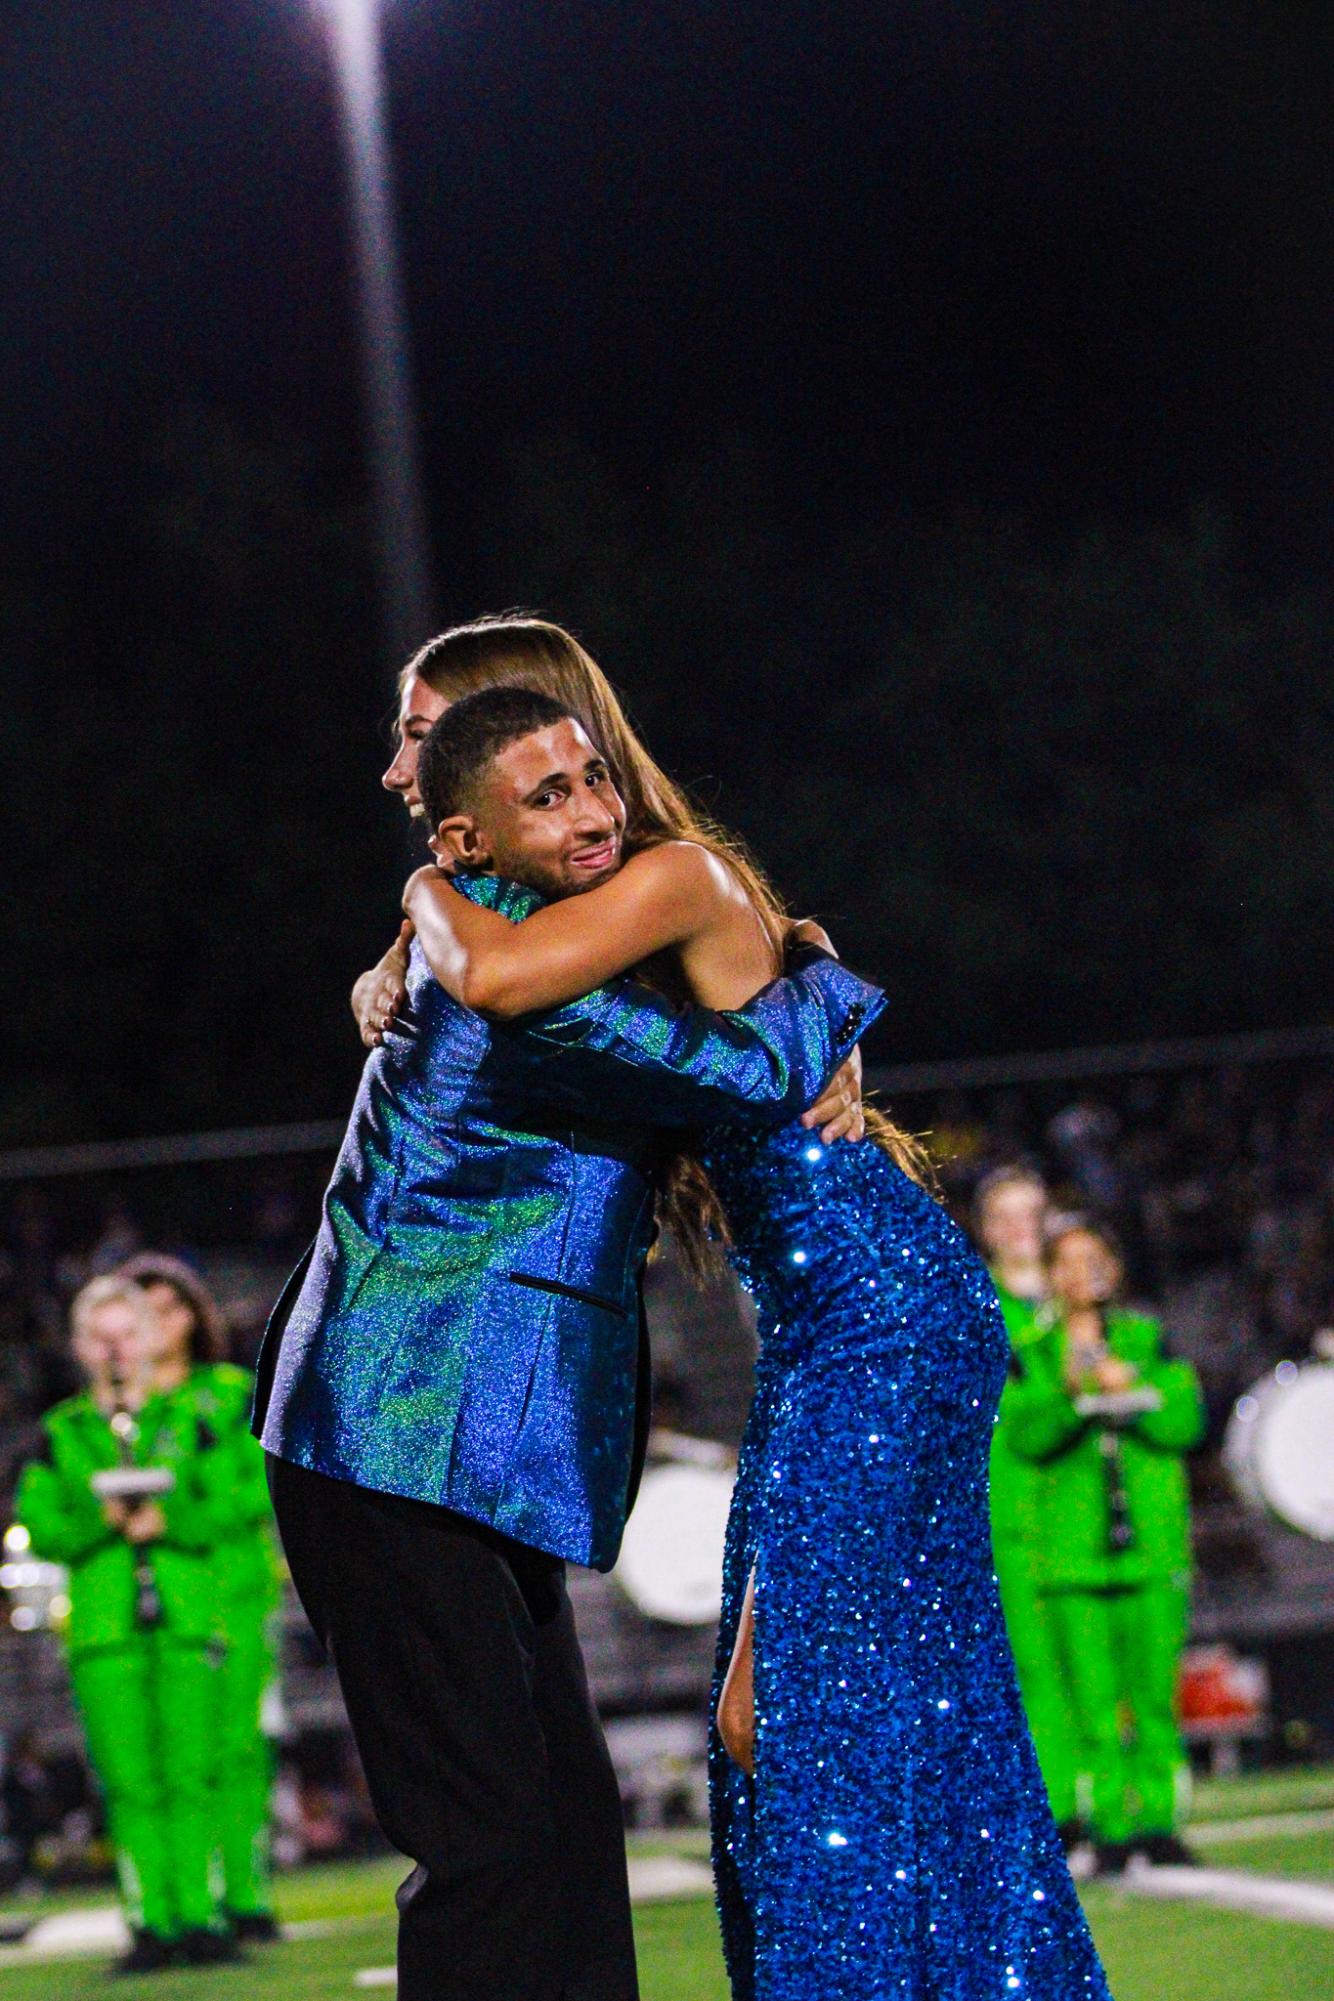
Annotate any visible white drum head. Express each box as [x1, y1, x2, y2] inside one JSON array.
[[614, 1464, 735, 1624], [1226, 1365, 1334, 1541]]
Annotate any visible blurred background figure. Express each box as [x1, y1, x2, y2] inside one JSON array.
[[1009, 1221, 1206, 1874], [0, 1729, 56, 1896], [976, 1169, 1080, 1843], [12, 1277, 240, 1971], [122, 1254, 283, 1944]]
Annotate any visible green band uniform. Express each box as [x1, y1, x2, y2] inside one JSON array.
[[187, 1360, 283, 1923], [988, 1279, 1078, 1825], [1005, 1310, 1205, 1843], [15, 1385, 239, 1941]]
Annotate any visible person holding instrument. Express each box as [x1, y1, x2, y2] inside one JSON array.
[[122, 1253, 283, 1942], [14, 1277, 239, 1971], [975, 1169, 1081, 1843], [1007, 1220, 1205, 1872], [402, 672, 1111, 2001]]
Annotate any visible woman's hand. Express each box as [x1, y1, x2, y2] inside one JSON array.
[[351, 921, 413, 1049], [801, 1048, 865, 1144], [787, 919, 863, 1142]]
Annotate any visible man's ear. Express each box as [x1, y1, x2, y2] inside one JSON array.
[[433, 815, 489, 871]]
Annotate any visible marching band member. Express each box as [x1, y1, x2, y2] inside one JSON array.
[[15, 1276, 239, 1970], [1008, 1220, 1205, 1870]]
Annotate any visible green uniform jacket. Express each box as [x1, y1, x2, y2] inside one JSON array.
[[1005, 1310, 1205, 1590], [15, 1387, 234, 1655], [186, 1363, 283, 1626], [988, 1281, 1052, 1562]]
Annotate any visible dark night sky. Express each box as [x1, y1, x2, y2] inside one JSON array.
[[3, 0, 1330, 577], [1, 2, 1331, 1143]]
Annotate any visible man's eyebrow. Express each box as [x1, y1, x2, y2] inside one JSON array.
[[520, 753, 608, 805], [522, 768, 570, 802]]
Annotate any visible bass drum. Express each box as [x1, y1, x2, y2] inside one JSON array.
[[614, 1463, 736, 1625], [1223, 1361, 1334, 1541]]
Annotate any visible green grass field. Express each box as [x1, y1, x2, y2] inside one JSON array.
[[1, 1766, 1329, 2000]]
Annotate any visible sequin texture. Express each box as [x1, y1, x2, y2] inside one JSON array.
[[704, 1120, 1113, 1999]]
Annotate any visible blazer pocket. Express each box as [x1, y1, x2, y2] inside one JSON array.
[[508, 1270, 630, 1318]]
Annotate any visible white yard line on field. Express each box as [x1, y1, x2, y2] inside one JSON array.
[[0, 1908, 380, 1968], [1122, 1866, 1334, 1930], [1191, 1807, 1334, 1844], [0, 1856, 714, 1970]]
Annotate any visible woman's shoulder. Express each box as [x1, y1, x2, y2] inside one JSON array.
[[622, 840, 740, 900]]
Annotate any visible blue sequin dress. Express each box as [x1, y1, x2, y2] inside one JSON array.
[[704, 1118, 1114, 2000]]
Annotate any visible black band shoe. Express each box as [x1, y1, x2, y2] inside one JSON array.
[[176, 1927, 245, 1966], [230, 1910, 282, 1943], [111, 1930, 177, 1976]]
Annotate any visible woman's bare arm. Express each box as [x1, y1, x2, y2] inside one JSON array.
[[403, 842, 741, 1017]]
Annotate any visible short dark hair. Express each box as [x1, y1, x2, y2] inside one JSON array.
[[417, 684, 579, 829]]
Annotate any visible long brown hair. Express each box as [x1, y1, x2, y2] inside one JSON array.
[[403, 615, 930, 1271]]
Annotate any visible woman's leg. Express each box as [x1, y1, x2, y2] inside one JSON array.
[[717, 1569, 757, 1776]]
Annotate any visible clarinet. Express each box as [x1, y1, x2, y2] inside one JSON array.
[[103, 1374, 166, 1630], [1085, 1309, 1137, 1556]]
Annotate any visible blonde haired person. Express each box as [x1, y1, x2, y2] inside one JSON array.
[[15, 1277, 238, 1970], [975, 1169, 1081, 1840], [122, 1254, 282, 1942]]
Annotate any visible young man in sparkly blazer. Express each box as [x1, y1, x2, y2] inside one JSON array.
[[256, 690, 869, 2001]]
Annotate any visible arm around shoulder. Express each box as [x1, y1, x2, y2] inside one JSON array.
[[407, 843, 727, 1017]]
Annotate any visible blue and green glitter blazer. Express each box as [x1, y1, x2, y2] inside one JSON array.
[[255, 876, 879, 1569]]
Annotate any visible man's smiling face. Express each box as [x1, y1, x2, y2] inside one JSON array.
[[446, 719, 627, 900]]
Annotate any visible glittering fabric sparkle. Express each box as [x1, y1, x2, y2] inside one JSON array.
[[704, 1121, 1113, 2000]]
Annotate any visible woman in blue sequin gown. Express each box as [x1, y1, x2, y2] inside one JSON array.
[[393, 641, 1113, 2001], [702, 1108, 1112, 1999]]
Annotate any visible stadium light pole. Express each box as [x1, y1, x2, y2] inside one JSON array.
[[315, 0, 435, 661]]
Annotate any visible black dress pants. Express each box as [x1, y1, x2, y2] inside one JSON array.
[[267, 1455, 639, 2001]]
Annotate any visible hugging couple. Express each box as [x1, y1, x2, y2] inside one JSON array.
[[255, 616, 1110, 2001]]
